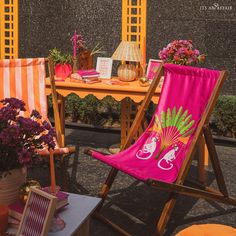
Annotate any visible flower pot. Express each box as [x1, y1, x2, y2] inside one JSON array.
[[0, 168, 27, 205], [54, 63, 72, 80], [78, 49, 93, 70]]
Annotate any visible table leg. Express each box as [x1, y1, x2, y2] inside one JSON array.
[[110, 98, 139, 153], [198, 134, 209, 184], [75, 218, 90, 236], [121, 98, 132, 147], [120, 98, 148, 147]]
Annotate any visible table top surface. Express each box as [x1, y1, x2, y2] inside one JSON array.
[[8, 193, 101, 236], [45, 77, 163, 103], [46, 77, 161, 93], [49, 193, 101, 236]]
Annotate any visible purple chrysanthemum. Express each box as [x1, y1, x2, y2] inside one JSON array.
[[0, 97, 56, 173], [0, 106, 18, 122], [0, 125, 21, 145], [31, 109, 42, 119], [42, 120, 51, 130], [39, 134, 56, 149], [1, 98, 26, 111]]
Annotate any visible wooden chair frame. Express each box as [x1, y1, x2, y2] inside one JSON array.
[[47, 58, 77, 191], [86, 63, 236, 236]]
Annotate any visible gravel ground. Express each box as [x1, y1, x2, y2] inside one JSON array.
[[29, 127, 236, 236]]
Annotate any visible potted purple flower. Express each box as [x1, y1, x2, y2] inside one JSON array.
[[159, 40, 206, 65], [0, 98, 56, 204]]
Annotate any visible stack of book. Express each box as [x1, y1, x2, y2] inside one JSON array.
[[8, 190, 69, 225], [77, 69, 100, 83]]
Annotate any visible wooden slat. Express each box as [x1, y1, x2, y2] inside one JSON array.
[[48, 59, 63, 147], [198, 134, 207, 184], [156, 193, 178, 236], [203, 125, 229, 196], [94, 212, 132, 236], [147, 180, 236, 206]]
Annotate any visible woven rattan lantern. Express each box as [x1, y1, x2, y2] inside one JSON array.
[[112, 41, 142, 82]]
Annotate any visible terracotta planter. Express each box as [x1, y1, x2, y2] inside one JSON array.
[[0, 168, 27, 205], [78, 49, 93, 70]]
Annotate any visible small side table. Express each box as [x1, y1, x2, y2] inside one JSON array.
[[8, 193, 101, 236], [50, 193, 101, 236]]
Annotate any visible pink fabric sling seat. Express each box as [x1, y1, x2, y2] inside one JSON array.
[[90, 64, 220, 183]]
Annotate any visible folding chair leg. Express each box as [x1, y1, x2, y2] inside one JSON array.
[[97, 168, 119, 211], [198, 134, 207, 184], [99, 168, 118, 199], [60, 155, 69, 191], [156, 193, 178, 236], [203, 125, 228, 196], [58, 94, 65, 147], [94, 212, 132, 236]]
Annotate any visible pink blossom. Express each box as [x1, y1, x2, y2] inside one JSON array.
[[159, 40, 206, 65]]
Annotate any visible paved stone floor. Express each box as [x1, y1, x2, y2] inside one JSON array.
[[30, 127, 236, 236]]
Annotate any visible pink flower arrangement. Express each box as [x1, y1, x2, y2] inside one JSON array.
[[159, 40, 206, 65], [70, 31, 86, 50]]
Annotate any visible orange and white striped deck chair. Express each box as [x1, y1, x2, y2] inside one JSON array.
[[0, 58, 76, 189]]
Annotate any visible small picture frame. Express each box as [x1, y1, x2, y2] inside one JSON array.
[[17, 188, 57, 236], [96, 57, 113, 79], [146, 59, 162, 80]]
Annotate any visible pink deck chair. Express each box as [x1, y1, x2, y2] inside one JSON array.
[[0, 58, 76, 189], [85, 63, 236, 236]]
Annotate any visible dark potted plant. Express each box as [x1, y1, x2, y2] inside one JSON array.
[[0, 98, 56, 204]]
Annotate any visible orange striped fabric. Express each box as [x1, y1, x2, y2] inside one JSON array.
[[0, 58, 47, 118]]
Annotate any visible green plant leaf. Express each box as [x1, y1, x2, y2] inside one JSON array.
[[173, 106, 183, 127], [166, 108, 171, 127], [176, 109, 188, 129], [161, 111, 166, 128], [171, 106, 176, 125], [178, 114, 192, 131], [48, 48, 72, 64], [180, 120, 195, 134]]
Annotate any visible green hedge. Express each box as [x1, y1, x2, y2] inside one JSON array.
[[213, 95, 236, 138], [48, 95, 236, 138], [49, 94, 120, 126]]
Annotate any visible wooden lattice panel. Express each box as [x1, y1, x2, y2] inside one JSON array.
[[122, 0, 146, 57], [0, 0, 18, 59], [121, 0, 147, 146], [121, 98, 148, 146]]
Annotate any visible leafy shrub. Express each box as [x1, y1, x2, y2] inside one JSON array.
[[48, 94, 154, 129], [213, 95, 236, 138], [65, 94, 101, 124], [47, 95, 53, 118], [65, 94, 82, 122], [97, 96, 121, 126], [78, 95, 101, 125]]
